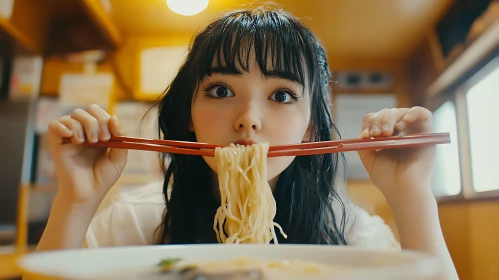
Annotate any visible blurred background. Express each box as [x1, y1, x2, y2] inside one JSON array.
[[0, 0, 497, 279]]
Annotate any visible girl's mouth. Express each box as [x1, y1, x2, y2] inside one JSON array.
[[233, 139, 257, 146]]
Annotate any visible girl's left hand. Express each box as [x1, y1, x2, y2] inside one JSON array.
[[357, 106, 435, 200]]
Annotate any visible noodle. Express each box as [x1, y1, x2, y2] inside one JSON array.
[[213, 142, 287, 244]]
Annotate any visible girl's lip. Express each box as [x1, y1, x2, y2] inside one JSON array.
[[233, 139, 257, 146]]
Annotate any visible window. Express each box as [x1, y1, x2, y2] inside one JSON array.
[[466, 66, 499, 192], [432, 101, 461, 197], [427, 54, 499, 200]]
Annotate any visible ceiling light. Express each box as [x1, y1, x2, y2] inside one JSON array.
[[166, 0, 209, 16]]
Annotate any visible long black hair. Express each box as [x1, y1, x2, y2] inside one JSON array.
[[156, 6, 348, 245]]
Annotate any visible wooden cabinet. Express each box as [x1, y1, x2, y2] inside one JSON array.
[[0, 0, 122, 56], [405, 1, 499, 106]]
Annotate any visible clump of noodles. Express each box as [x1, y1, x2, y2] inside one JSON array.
[[213, 142, 287, 244]]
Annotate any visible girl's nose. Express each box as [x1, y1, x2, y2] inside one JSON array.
[[234, 105, 262, 133]]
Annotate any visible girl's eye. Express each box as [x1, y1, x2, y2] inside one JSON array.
[[204, 85, 235, 98], [269, 90, 298, 104]]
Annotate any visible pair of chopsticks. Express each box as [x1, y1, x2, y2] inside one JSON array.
[[64, 132, 451, 157]]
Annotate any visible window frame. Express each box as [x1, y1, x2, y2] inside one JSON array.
[[425, 54, 499, 202], [426, 95, 466, 202]]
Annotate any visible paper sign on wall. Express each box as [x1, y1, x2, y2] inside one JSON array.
[[140, 46, 188, 95], [59, 73, 114, 110]]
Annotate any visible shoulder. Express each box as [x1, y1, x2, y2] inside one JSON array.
[[85, 180, 166, 248], [334, 198, 401, 251]]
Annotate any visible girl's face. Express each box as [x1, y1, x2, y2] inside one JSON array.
[[191, 58, 311, 185]]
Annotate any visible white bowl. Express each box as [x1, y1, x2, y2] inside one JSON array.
[[19, 244, 442, 279]]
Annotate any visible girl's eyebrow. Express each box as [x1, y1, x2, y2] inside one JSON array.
[[208, 66, 302, 85], [264, 70, 301, 85]]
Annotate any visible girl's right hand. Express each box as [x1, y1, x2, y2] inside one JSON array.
[[47, 104, 128, 206]]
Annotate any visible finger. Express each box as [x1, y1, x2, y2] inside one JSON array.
[[366, 108, 391, 137], [108, 115, 125, 136], [108, 115, 128, 166], [47, 120, 74, 144], [58, 116, 86, 144], [71, 108, 100, 143], [87, 104, 112, 141], [380, 108, 410, 136], [360, 113, 374, 138], [397, 106, 433, 134]]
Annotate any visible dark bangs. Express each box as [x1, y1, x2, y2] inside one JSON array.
[[192, 9, 318, 91]]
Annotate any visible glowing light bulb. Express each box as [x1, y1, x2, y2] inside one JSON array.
[[166, 0, 209, 16]]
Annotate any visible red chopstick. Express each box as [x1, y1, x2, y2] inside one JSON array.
[[269, 132, 450, 157], [63, 132, 450, 157]]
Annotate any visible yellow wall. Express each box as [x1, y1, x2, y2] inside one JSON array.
[[439, 201, 499, 280], [439, 202, 472, 279], [347, 176, 499, 280]]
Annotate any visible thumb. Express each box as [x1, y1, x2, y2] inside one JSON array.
[[107, 115, 128, 169], [108, 146, 128, 170], [356, 131, 376, 172]]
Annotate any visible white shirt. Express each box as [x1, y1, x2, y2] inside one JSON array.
[[85, 181, 400, 250]]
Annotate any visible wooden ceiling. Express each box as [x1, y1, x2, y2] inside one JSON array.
[[109, 0, 453, 60]]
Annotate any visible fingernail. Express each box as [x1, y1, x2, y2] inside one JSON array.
[[371, 124, 380, 134], [382, 124, 390, 131], [77, 131, 85, 142], [100, 127, 111, 140], [91, 130, 99, 142], [361, 129, 369, 137]]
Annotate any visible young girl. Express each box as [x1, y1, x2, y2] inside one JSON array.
[[37, 6, 458, 279]]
